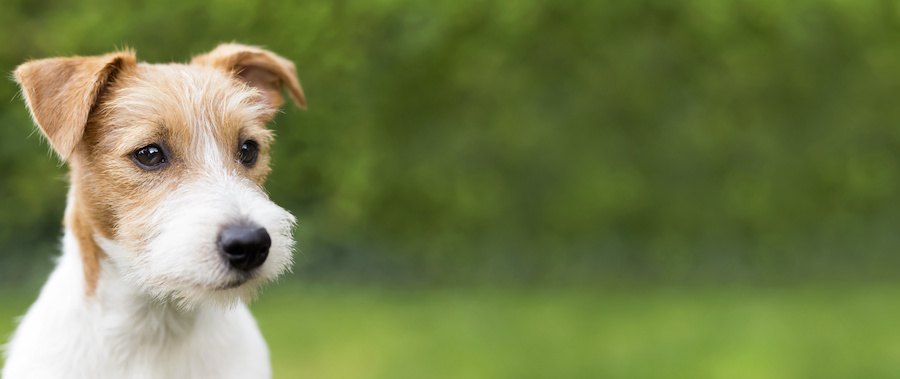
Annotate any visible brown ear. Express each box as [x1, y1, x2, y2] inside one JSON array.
[[14, 51, 136, 161], [191, 43, 306, 110]]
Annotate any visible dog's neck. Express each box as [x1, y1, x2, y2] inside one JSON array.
[[94, 269, 202, 350]]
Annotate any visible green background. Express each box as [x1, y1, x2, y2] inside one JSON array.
[[2, 0, 900, 377]]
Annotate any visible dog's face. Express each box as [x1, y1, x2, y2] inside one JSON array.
[[14, 44, 306, 307], [88, 64, 297, 306]]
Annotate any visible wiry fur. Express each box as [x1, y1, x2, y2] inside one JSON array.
[[2, 44, 305, 379]]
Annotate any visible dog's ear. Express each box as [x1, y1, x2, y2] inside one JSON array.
[[14, 51, 136, 161], [191, 43, 306, 110]]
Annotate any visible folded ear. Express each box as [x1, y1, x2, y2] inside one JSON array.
[[191, 43, 306, 110], [14, 51, 136, 161]]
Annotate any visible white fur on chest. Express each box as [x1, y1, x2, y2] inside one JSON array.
[[2, 232, 271, 379]]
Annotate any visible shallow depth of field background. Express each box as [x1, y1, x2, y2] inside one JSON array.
[[2, 1, 900, 378]]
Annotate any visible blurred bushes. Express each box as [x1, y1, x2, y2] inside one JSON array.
[[1, 0, 900, 285]]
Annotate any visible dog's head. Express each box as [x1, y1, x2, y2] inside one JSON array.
[[14, 44, 305, 307]]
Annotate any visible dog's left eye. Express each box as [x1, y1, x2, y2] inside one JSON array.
[[239, 140, 259, 166], [131, 144, 167, 170]]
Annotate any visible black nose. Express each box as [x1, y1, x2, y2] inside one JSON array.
[[218, 225, 271, 271]]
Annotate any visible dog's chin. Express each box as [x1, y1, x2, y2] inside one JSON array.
[[155, 275, 267, 311], [217, 277, 250, 290]]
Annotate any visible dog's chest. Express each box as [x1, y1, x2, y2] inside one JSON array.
[[95, 302, 271, 378]]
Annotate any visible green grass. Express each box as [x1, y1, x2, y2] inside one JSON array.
[[3, 284, 900, 378]]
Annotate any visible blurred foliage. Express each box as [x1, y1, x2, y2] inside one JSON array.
[[1, 0, 900, 284]]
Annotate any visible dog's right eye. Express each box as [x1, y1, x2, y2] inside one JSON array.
[[131, 144, 167, 170]]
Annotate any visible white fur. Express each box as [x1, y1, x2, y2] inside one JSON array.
[[3, 229, 272, 379], [3, 170, 295, 379], [106, 171, 296, 309]]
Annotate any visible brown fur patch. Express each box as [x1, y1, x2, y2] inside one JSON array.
[[191, 43, 306, 109], [14, 51, 136, 160], [64, 179, 106, 296], [15, 52, 136, 295]]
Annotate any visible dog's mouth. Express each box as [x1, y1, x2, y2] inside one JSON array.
[[215, 275, 252, 290]]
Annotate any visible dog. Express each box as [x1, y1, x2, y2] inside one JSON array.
[[2, 43, 305, 379]]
